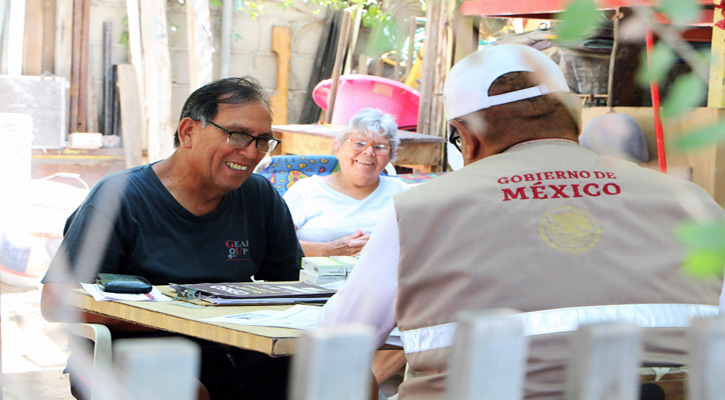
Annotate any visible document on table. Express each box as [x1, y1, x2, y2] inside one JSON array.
[[205, 305, 403, 346], [205, 304, 322, 330], [81, 283, 173, 302]]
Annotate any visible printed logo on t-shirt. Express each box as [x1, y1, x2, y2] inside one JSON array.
[[538, 205, 601, 253], [225, 240, 250, 261]]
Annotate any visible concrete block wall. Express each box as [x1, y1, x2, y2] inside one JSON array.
[[75, 0, 327, 133]]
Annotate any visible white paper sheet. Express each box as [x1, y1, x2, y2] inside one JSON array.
[[81, 283, 173, 302], [205, 305, 403, 347]]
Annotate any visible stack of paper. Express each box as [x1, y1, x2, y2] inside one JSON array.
[[300, 257, 347, 285]]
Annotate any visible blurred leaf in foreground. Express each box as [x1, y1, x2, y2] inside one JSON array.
[[636, 43, 676, 87], [676, 221, 725, 277], [661, 73, 707, 118], [674, 121, 725, 150], [555, 0, 599, 44], [660, 0, 701, 25]]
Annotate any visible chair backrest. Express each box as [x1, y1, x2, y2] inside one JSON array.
[[289, 325, 376, 400], [255, 154, 398, 195], [255, 155, 340, 196]]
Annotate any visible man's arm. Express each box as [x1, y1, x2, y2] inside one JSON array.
[[319, 205, 400, 346], [41, 282, 155, 331]]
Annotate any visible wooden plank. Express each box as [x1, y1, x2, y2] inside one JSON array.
[[22, 0, 42, 75], [185, 0, 213, 91], [41, 0, 55, 74], [565, 321, 642, 400], [607, 8, 648, 107], [446, 310, 527, 400], [343, 7, 362, 76], [116, 65, 144, 168], [78, 0, 89, 132], [139, 0, 174, 162], [125, 0, 147, 150], [289, 327, 375, 400], [325, 9, 352, 124], [404, 17, 416, 81], [418, 0, 454, 171], [220, 0, 232, 78], [54, 0, 73, 80], [102, 21, 113, 135], [270, 26, 291, 125], [707, 3, 725, 108], [68, 0, 83, 133]]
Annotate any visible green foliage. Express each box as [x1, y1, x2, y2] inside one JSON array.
[[661, 73, 707, 118], [674, 122, 725, 150], [660, 0, 701, 25], [635, 43, 676, 86], [555, 0, 600, 44], [676, 221, 725, 277]]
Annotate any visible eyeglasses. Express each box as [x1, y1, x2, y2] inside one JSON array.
[[344, 139, 391, 153], [448, 124, 462, 152], [208, 121, 281, 153]]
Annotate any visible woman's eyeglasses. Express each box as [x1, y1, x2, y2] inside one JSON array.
[[345, 139, 391, 153]]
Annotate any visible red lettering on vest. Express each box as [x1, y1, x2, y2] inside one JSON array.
[[555, 171, 566, 179], [497, 177, 509, 184], [511, 175, 522, 183], [502, 187, 529, 201], [602, 183, 621, 195], [583, 183, 600, 196], [571, 184, 583, 197], [567, 171, 579, 179], [549, 185, 570, 198], [594, 171, 606, 179], [606, 172, 616, 179], [580, 171, 591, 178], [531, 184, 548, 199]]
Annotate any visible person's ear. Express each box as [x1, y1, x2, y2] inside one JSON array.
[[177, 117, 196, 148], [451, 119, 481, 164]]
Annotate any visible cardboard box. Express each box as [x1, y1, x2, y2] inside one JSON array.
[[301, 257, 346, 276]]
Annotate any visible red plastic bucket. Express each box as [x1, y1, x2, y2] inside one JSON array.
[[313, 74, 420, 130]]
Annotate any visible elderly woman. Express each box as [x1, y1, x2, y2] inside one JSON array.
[[283, 108, 409, 257]]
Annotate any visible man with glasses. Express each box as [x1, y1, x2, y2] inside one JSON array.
[[320, 44, 723, 399], [42, 77, 302, 400]]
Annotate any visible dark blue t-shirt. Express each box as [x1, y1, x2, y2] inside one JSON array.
[[43, 164, 303, 285]]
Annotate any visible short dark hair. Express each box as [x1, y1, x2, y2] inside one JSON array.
[[174, 77, 270, 147], [468, 71, 579, 145]]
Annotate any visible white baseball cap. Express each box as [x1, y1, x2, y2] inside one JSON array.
[[444, 44, 570, 120]]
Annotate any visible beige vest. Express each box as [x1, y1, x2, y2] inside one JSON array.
[[394, 140, 723, 399]]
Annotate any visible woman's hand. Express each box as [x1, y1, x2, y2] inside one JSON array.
[[326, 228, 371, 256], [299, 229, 371, 257]]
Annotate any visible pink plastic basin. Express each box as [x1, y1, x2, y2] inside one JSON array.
[[313, 74, 420, 130]]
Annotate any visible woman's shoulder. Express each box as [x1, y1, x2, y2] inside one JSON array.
[[379, 175, 410, 193]]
